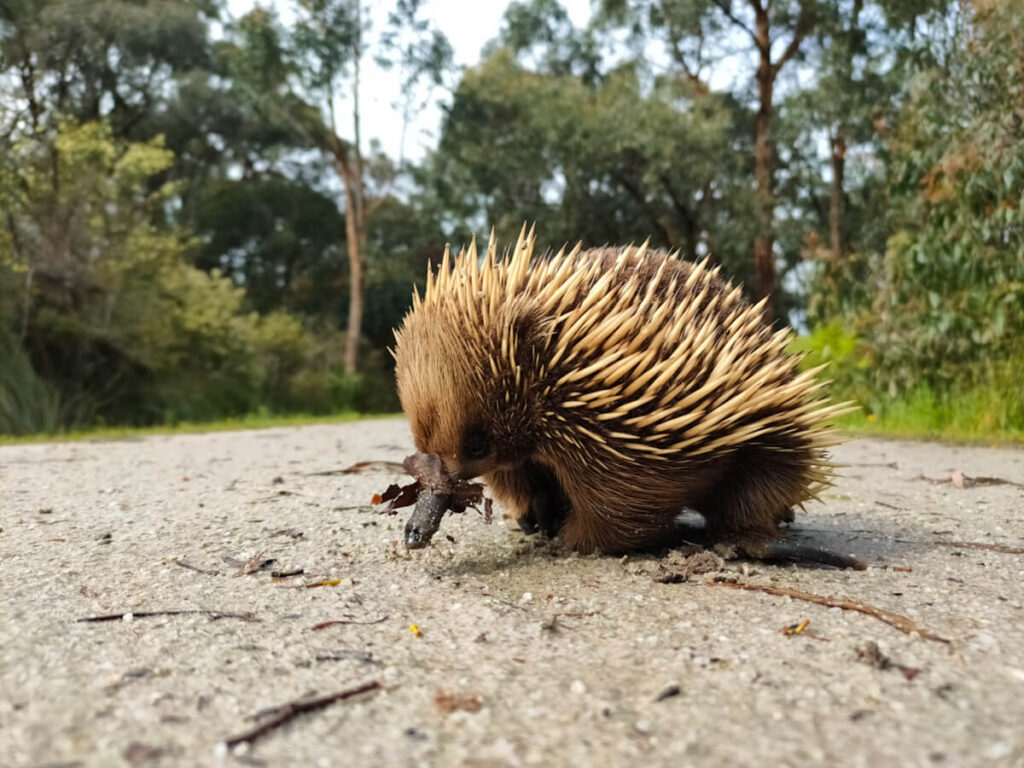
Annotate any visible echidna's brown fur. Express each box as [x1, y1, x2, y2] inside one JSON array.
[[393, 226, 849, 554]]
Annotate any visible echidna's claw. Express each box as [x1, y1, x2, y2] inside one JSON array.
[[518, 489, 566, 539]]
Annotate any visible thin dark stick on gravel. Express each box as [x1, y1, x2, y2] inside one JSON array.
[[223, 681, 381, 749], [77, 610, 256, 623], [172, 560, 221, 576], [936, 540, 1024, 555], [271, 568, 305, 578], [306, 461, 407, 476], [912, 472, 1024, 489], [310, 616, 388, 630], [706, 581, 950, 644]]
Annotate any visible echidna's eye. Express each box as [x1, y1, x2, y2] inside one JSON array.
[[463, 428, 490, 460]]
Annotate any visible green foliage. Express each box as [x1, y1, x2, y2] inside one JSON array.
[[496, 0, 600, 79], [4, 0, 1020, 444], [808, 0, 1024, 403], [0, 0, 217, 144], [0, 118, 377, 431], [0, 331, 65, 435], [191, 178, 347, 320], [832, 366, 1024, 444], [875, 1, 1024, 387], [430, 47, 757, 282], [794, 327, 1024, 442], [0, 412, 386, 447]]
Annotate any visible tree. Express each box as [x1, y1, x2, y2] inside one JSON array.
[[806, 0, 1023, 399], [291, 0, 451, 373], [429, 10, 759, 284], [875, 0, 1024, 385], [788, 0, 954, 268], [600, 0, 827, 321], [0, 0, 218, 136], [492, 0, 601, 81]]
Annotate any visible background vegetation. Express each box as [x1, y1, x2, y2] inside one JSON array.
[[1, 0, 1021, 440]]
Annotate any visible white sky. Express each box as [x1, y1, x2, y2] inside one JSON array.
[[226, 0, 592, 162]]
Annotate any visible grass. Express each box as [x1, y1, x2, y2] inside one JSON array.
[[0, 411, 401, 446], [791, 328, 1024, 446], [4, 378, 1023, 448], [829, 386, 1024, 446], [5, 405, 1020, 448]]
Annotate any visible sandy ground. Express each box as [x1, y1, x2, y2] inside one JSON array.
[[1, 417, 1023, 768]]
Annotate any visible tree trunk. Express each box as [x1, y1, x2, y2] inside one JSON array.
[[343, 1, 365, 376], [829, 125, 846, 263], [343, 176, 365, 376], [753, 6, 776, 322]]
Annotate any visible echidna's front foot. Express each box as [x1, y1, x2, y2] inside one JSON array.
[[732, 536, 866, 570], [517, 491, 566, 539]]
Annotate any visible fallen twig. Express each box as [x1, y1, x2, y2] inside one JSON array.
[[874, 500, 905, 511], [303, 579, 341, 588], [311, 616, 389, 630], [223, 681, 381, 749], [316, 650, 374, 662], [307, 461, 406, 477], [856, 640, 921, 680], [935, 540, 1024, 555], [913, 472, 1024, 490], [270, 568, 305, 578], [705, 581, 949, 644], [223, 553, 275, 576], [77, 610, 256, 623], [434, 691, 483, 714], [172, 559, 221, 576]]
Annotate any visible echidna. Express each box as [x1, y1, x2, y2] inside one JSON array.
[[393, 227, 861, 568]]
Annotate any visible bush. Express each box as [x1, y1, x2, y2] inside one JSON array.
[[793, 325, 1024, 441], [0, 335, 62, 435], [0, 332, 98, 434]]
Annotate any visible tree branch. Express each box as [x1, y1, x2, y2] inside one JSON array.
[[667, 34, 709, 94], [659, 173, 707, 260], [611, 170, 677, 247], [771, 4, 813, 78], [711, 0, 758, 43], [771, 30, 807, 78], [330, 131, 353, 179], [366, 194, 388, 218]]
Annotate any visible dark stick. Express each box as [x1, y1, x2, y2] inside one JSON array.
[[706, 581, 950, 644], [310, 616, 389, 630], [223, 681, 381, 749], [77, 610, 256, 623], [936, 540, 1024, 555], [172, 560, 222, 576], [307, 461, 407, 476]]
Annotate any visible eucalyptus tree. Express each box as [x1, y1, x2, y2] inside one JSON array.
[[599, 0, 829, 321], [290, 0, 451, 373]]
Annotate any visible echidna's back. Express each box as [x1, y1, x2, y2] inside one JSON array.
[[518, 246, 828, 465]]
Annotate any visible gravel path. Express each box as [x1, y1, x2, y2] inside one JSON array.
[[2, 418, 1023, 768]]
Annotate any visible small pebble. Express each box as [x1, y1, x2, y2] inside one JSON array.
[[570, 680, 586, 695]]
